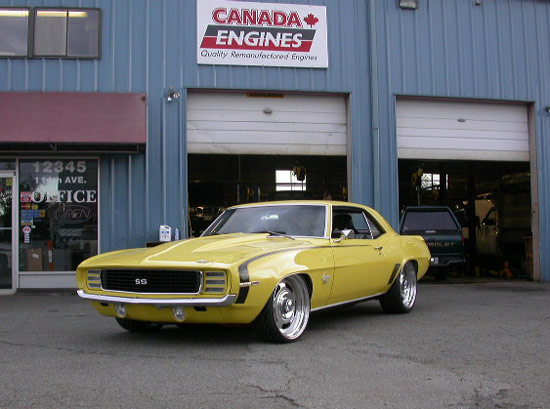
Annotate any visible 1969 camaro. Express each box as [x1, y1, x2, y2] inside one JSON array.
[[77, 201, 431, 342]]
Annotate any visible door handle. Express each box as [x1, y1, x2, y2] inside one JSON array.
[[374, 246, 383, 251]]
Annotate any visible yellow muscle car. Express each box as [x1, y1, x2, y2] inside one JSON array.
[[77, 201, 431, 342]]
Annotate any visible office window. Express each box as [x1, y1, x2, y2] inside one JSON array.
[[34, 9, 67, 56], [0, 7, 100, 58], [34, 9, 100, 57], [67, 9, 100, 57], [0, 8, 29, 56], [19, 159, 98, 272]]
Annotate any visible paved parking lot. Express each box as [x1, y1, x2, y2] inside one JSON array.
[[1, 281, 549, 409]]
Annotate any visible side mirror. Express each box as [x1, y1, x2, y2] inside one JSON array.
[[333, 229, 353, 243]]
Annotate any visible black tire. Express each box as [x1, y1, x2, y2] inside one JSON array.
[[115, 317, 163, 333], [253, 275, 310, 343], [379, 262, 417, 314]]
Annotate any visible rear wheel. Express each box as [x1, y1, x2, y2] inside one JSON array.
[[115, 318, 163, 332], [379, 262, 417, 314], [254, 275, 310, 343]]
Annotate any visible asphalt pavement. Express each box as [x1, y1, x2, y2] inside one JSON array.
[[0, 280, 549, 409]]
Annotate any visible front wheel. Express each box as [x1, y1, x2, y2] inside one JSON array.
[[253, 275, 311, 343], [379, 262, 417, 314]]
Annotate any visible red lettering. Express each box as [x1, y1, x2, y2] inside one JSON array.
[[242, 9, 257, 25], [273, 11, 286, 26], [287, 12, 302, 27], [212, 8, 304, 27], [212, 8, 226, 24], [258, 10, 272, 26], [227, 9, 242, 24]]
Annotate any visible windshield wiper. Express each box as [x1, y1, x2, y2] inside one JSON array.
[[252, 230, 296, 240], [266, 230, 295, 240]]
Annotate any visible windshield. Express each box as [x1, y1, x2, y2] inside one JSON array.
[[401, 209, 460, 233], [202, 205, 327, 237]]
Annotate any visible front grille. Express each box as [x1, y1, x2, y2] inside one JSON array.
[[203, 271, 227, 294], [100, 269, 202, 294]]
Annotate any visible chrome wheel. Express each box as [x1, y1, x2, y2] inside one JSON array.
[[272, 276, 310, 340], [254, 275, 311, 342], [379, 262, 417, 314], [399, 262, 417, 309]]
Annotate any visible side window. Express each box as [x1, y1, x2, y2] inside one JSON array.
[[332, 207, 374, 240], [364, 212, 385, 239], [350, 212, 371, 239], [483, 209, 496, 226]]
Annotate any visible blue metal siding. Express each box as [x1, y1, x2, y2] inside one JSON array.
[[0, 0, 373, 252], [2, 0, 549, 281], [375, 0, 550, 280]]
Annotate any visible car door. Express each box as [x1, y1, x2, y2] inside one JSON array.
[[477, 208, 498, 256], [329, 206, 398, 305]]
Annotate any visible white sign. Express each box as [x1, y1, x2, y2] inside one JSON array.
[[197, 0, 328, 68]]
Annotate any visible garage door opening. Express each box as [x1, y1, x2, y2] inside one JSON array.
[[399, 159, 532, 280], [188, 154, 347, 237], [396, 97, 535, 281], [186, 91, 349, 237]]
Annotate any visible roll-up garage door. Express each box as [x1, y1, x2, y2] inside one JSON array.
[[396, 99, 529, 161], [187, 92, 347, 155]]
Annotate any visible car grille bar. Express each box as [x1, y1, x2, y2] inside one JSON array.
[[100, 269, 202, 294], [203, 271, 227, 294]]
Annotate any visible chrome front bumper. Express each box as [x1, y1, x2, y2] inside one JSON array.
[[77, 290, 237, 307]]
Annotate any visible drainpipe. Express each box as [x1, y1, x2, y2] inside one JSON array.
[[369, 0, 381, 211]]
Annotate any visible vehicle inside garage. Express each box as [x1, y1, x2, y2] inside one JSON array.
[[395, 97, 534, 280], [398, 159, 532, 280]]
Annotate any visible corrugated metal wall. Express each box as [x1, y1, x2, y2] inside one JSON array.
[[374, 0, 550, 280], [2, 0, 549, 280], [0, 0, 373, 251]]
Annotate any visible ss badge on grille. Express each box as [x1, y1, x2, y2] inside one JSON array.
[[135, 278, 148, 285]]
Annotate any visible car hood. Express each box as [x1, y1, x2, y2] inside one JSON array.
[[80, 233, 322, 269]]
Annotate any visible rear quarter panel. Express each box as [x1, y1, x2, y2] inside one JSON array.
[[397, 235, 431, 280]]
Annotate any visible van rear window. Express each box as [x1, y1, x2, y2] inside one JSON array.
[[401, 210, 459, 232]]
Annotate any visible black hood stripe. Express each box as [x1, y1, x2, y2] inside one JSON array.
[[235, 244, 376, 304], [235, 245, 333, 304]]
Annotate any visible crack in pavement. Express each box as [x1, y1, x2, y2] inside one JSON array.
[[0, 339, 246, 363]]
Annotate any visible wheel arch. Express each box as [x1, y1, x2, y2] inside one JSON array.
[[295, 272, 313, 299]]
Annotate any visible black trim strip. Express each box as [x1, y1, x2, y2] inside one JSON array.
[[235, 246, 334, 304], [235, 243, 381, 304], [388, 263, 401, 285], [236, 261, 251, 304]]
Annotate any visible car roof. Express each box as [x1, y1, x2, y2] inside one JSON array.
[[403, 206, 453, 210], [229, 200, 367, 209]]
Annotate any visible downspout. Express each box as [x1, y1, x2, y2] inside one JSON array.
[[369, 0, 381, 210], [180, 88, 189, 238]]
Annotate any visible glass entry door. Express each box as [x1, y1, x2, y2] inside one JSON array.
[[0, 174, 14, 290]]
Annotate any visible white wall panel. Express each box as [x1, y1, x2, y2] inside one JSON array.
[[396, 99, 529, 161], [187, 92, 347, 155]]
